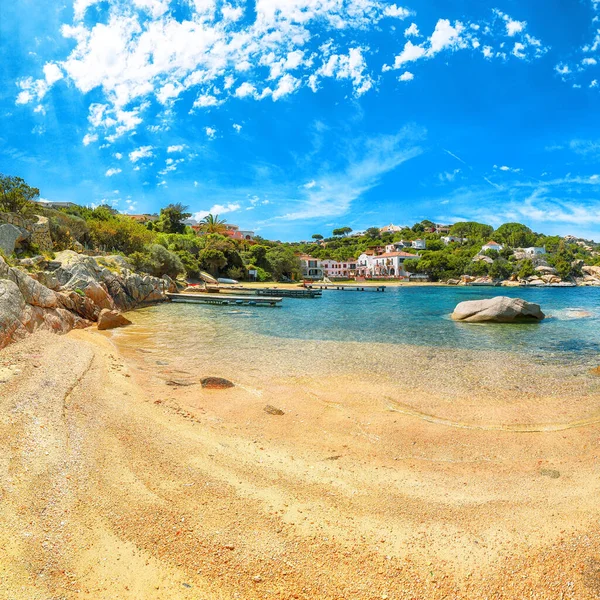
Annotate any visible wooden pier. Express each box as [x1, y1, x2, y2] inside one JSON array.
[[199, 286, 321, 298], [304, 283, 386, 292], [167, 293, 283, 307]]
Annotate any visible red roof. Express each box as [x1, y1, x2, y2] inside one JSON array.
[[375, 251, 416, 258], [484, 240, 502, 246]]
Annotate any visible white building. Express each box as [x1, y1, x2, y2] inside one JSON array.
[[379, 223, 406, 234], [321, 259, 357, 279], [412, 239, 426, 250], [299, 255, 323, 279], [356, 251, 416, 278], [523, 247, 546, 256], [481, 240, 504, 252], [442, 236, 467, 245], [33, 200, 80, 210]]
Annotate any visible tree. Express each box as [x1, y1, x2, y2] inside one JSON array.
[[265, 247, 301, 280], [155, 203, 192, 234], [332, 227, 352, 237], [200, 213, 228, 235], [312, 234, 324, 240], [493, 223, 536, 249], [129, 244, 185, 279], [489, 258, 512, 280], [199, 248, 228, 275], [0, 174, 40, 214], [365, 227, 381, 239], [449, 221, 493, 241], [517, 259, 535, 279]]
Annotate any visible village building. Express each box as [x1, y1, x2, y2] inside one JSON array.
[[299, 255, 323, 279], [412, 239, 426, 250], [523, 247, 546, 256], [481, 240, 504, 252], [33, 200, 80, 210], [442, 236, 467, 245], [379, 223, 406, 234], [356, 250, 417, 278], [126, 213, 159, 224], [320, 259, 357, 279]]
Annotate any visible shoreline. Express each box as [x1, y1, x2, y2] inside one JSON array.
[[2, 320, 600, 598]]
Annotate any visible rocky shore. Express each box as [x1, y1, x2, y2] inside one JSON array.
[[0, 250, 176, 348]]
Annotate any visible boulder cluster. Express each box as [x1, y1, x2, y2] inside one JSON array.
[[0, 250, 176, 348]]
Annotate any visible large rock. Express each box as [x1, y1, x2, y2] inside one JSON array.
[[97, 309, 132, 331], [451, 296, 545, 323], [0, 223, 29, 255], [582, 265, 600, 278], [53, 250, 168, 311]]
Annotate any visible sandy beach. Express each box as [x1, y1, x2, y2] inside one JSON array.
[[1, 321, 600, 599]]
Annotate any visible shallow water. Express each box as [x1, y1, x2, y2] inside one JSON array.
[[119, 286, 600, 365]]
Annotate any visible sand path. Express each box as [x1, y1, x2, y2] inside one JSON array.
[[1, 330, 600, 599]]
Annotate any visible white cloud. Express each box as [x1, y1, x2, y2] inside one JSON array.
[[303, 180, 317, 189], [233, 123, 242, 132], [43, 63, 63, 85], [205, 127, 217, 139], [193, 202, 240, 220], [17, 3, 549, 138], [167, 144, 185, 153], [404, 23, 419, 37], [193, 94, 221, 108], [105, 167, 122, 176], [235, 82, 257, 98], [383, 4, 413, 19], [129, 145, 154, 162], [277, 128, 425, 221], [82, 133, 98, 145], [114, 152, 123, 159], [398, 71, 414, 81]]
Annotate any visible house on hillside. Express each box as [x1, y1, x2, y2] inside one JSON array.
[[379, 223, 406, 234], [481, 240, 504, 252], [523, 247, 546, 256], [299, 255, 323, 279], [412, 239, 426, 250], [357, 251, 416, 278], [127, 213, 159, 224], [321, 259, 357, 279], [442, 236, 467, 245], [33, 200, 80, 210], [224, 224, 254, 241]]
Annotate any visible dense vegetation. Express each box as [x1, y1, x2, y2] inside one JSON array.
[[2, 173, 599, 282]]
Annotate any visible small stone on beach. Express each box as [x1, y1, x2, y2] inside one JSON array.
[[264, 405, 284, 415], [201, 377, 234, 389]]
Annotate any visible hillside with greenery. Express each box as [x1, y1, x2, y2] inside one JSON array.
[[2, 174, 599, 283]]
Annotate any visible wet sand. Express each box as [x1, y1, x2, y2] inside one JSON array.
[[1, 326, 600, 599]]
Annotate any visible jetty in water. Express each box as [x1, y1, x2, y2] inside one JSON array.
[[216, 286, 321, 298], [304, 283, 386, 292], [166, 293, 282, 307]]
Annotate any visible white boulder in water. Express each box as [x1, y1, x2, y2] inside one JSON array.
[[451, 296, 545, 323]]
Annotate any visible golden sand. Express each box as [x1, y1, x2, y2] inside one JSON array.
[[1, 324, 600, 599]]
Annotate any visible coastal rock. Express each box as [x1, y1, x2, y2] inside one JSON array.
[[582, 265, 600, 278], [53, 250, 168, 310], [0, 223, 29, 255], [97, 309, 132, 331], [451, 296, 545, 323], [446, 279, 460, 286], [201, 377, 235, 389], [0, 264, 90, 349]]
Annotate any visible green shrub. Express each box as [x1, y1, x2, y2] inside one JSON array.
[[129, 244, 185, 279]]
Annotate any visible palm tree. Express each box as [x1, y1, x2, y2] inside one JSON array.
[[200, 213, 228, 234]]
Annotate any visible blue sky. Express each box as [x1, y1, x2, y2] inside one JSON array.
[[3, 0, 600, 241]]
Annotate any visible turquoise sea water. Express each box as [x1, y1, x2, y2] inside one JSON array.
[[152, 287, 600, 364]]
